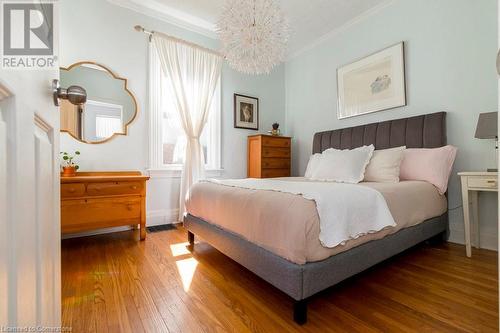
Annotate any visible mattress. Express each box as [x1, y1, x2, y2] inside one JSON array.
[[186, 178, 447, 265]]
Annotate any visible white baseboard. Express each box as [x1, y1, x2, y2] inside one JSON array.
[[147, 209, 180, 226], [62, 209, 180, 239], [448, 225, 498, 251]]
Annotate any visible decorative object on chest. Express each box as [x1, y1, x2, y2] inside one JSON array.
[[268, 122, 281, 136], [60, 150, 81, 177], [248, 134, 291, 178], [60, 171, 150, 240]]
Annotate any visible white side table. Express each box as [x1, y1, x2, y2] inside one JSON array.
[[458, 172, 498, 257]]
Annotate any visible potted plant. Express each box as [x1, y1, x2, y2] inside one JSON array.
[[60, 151, 80, 177]]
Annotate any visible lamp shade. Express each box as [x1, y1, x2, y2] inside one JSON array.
[[475, 112, 498, 139]]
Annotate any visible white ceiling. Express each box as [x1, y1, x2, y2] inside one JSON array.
[[110, 0, 390, 56]]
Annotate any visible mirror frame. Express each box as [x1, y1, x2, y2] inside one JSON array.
[[59, 61, 138, 144]]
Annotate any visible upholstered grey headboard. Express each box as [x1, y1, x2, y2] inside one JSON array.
[[312, 112, 446, 154]]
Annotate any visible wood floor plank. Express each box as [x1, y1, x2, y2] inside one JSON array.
[[61, 227, 498, 332], [136, 236, 233, 332]]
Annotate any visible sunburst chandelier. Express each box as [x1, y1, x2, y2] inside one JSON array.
[[216, 0, 290, 75]]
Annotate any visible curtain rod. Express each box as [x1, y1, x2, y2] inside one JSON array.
[[134, 25, 223, 57]]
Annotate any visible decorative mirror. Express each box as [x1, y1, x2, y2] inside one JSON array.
[[59, 61, 138, 143]]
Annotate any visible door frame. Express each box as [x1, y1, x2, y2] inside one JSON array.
[[0, 80, 12, 326]]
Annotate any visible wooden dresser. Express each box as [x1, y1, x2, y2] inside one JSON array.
[[247, 134, 291, 178], [60, 171, 150, 240]]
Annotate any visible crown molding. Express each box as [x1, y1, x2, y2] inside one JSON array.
[[108, 0, 395, 59], [287, 0, 396, 61], [107, 0, 217, 39]]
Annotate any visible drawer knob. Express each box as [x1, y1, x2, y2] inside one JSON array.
[[69, 188, 76, 193], [131, 185, 138, 190], [126, 204, 134, 211]]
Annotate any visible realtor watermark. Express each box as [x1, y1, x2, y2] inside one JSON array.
[[1, 1, 57, 69]]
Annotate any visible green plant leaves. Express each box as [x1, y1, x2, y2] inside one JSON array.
[[60, 151, 80, 167]]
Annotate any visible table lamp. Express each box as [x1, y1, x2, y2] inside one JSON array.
[[475, 112, 498, 172]]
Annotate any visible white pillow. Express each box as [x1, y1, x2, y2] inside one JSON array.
[[304, 153, 322, 178], [310, 145, 375, 183], [364, 146, 406, 183]]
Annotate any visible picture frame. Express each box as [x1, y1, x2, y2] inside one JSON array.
[[337, 42, 406, 119], [234, 94, 259, 130]]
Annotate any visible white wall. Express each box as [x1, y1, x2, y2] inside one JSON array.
[[285, 0, 498, 249], [60, 0, 285, 225]]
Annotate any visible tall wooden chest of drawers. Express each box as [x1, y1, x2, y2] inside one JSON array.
[[60, 171, 149, 240], [247, 135, 291, 178]]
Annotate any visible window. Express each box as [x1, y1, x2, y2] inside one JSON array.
[[149, 43, 221, 172], [83, 99, 123, 142], [96, 116, 122, 139]]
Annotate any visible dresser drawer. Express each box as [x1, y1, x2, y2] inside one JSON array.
[[248, 135, 292, 179], [61, 197, 141, 232], [86, 181, 143, 196], [261, 169, 290, 178], [468, 177, 498, 189], [261, 158, 290, 169], [61, 183, 86, 198], [262, 147, 290, 158], [262, 136, 290, 148]]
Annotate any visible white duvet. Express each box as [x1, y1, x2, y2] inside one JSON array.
[[204, 178, 396, 248]]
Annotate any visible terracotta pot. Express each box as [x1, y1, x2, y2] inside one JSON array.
[[62, 166, 77, 177]]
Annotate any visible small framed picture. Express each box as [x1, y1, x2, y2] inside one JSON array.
[[234, 94, 259, 130]]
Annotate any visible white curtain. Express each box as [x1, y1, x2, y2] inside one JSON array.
[[152, 35, 222, 219]]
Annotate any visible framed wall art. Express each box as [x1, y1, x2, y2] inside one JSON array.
[[234, 93, 259, 130], [337, 42, 406, 119]]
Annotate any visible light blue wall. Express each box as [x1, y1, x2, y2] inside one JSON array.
[[60, 0, 285, 224], [285, 0, 498, 248], [60, 0, 497, 246]]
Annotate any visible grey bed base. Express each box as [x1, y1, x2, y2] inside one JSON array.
[[184, 212, 448, 324]]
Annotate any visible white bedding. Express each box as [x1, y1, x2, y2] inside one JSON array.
[[205, 178, 396, 248]]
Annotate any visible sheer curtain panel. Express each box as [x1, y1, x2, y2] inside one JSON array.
[[152, 35, 222, 219]]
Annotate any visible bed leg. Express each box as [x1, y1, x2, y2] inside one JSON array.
[[187, 231, 195, 249], [293, 299, 307, 325], [428, 231, 446, 245]]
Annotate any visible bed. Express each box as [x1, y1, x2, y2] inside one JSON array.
[[184, 112, 449, 324]]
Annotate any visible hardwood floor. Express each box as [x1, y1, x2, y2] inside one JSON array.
[[61, 227, 498, 332]]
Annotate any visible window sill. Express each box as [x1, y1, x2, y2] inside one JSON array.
[[147, 168, 224, 179]]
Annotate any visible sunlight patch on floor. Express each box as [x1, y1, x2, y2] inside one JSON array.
[[170, 242, 191, 257], [175, 257, 198, 292]]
